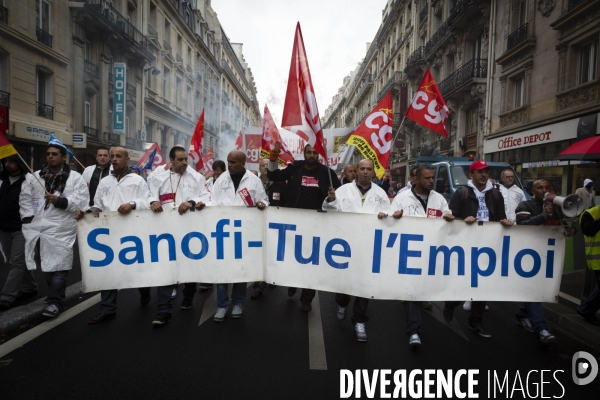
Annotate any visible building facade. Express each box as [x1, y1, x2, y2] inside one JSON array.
[[0, 0, 260, 172]]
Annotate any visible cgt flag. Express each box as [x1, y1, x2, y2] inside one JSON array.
[[200, 147, 215, 174], [189, 109, 204, 171], [234, 130, 243, 151], [281, 22, 327, 159], [261, 104, 294, 167], [405, 68, 450, 138], [346, 92, 393, 179], [137, 142, 165, 172], [0, 105, 17, 159]]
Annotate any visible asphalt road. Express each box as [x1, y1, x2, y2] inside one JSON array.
[[0, 285, 599, 399]]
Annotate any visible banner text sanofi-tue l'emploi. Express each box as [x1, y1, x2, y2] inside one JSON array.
[[77, 207, 564, 302]]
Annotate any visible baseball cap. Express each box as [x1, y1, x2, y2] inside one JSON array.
[[469, 160, 490, 172]]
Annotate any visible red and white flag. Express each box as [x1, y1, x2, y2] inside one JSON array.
[[189, 109, 204, 171], [200, 147, 215, 174], [234, 130, 243, 151], [136, 142, 165, 172], [405, 69, 450, 138], [346, 92, 393, 179], [261, 105, 294, 167], [281, 22, 327, 159]]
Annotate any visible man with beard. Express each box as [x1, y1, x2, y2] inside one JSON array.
[[20, 144, 88, 317], [323, 159, 389, 341], [267, 144, 341, 312], [81, 147, 151, 324]]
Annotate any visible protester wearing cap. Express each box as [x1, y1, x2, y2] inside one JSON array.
[[442, 159, 511, 339], [575, 179, 595, 211], [0, 153, 38, 311], [20, 144, 89, 318]]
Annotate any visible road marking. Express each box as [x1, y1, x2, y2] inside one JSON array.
[[308, 291, 327, 370], [423, 302, 469, 341], [0, 294, 101, 359], [558, 291, 581, 306], [198, 283, 253, 326]]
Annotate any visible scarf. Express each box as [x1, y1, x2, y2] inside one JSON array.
[[40, 163, 71, 209]]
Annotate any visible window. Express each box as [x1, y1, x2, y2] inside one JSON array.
[[175, 76, 181, 106], [36, 67, 53, 119], [84, 42, 90, 61], [513, 76, 524, 108], [512, 0, 527, 32], [84, 92, 91, 127], [163, 67, 170, 99], [0, 51, 8, 94], [578, 40, 598, 85], [146, 69, 152, 90], [472, 34, 483, 60], [466, 105, 478, 137], [36, 0, 50, 32]]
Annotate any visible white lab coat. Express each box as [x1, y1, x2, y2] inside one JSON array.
[[147, 167, 209, 207], [19, 170, 89, 272], [93, 171, 150, 212], [390, 188, 451, 218], [81, 164, 113, 185], [322, 182, 390, 215], [210, 170, 269, 206], [499, 184, 525, 223]]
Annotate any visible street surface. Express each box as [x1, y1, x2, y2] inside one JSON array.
[[1, 284, 599, 399]]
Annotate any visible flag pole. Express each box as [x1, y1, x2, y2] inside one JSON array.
[[14, 152, 50, 195], [391, 116, 409, 149]]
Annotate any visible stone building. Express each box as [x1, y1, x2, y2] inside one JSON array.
[[0, 0, 260, 171], [485, 0, 600, 196]]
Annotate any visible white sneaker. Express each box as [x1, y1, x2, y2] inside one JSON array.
[[213, 307, 227, 322], [171, 288, 177, 299], [355, 322, 367, 342], [337, 306, 346, 320], [409, 334, 421, 346], [463, 301, 471, 311], [232, 305, 243, 318]]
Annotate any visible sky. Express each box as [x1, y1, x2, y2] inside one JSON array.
[[212, 0, 388, 127]]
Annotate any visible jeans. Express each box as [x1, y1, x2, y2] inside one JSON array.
[[217, 283, 246, 308], [516, 302, 550, 334], [156, 285, 175, 313], [100, 287, 151, 314], [404, 301, 422, 335], [445, 300, 486, 325], [336, 293, 369, 323], [43, 271, 68, 309], [0, 230, 38, 302], [578, 270, 600, 317], [182, 282, 197, 300]]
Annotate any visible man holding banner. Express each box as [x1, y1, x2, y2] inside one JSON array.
[[391, 165, 454, 346], [267, 144, 340, 312], [323, 159, 389, 341], [82, 147, 151, 324], [147, 145, 209, 324], [203, 150, 268, 322]]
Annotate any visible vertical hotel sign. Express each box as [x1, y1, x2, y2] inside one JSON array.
[[113, 63, 126, 134]]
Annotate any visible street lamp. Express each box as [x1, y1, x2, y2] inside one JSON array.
[[144, 66, 161, 75]]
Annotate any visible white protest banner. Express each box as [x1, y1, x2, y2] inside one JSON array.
[[78, 207, 565, 302]]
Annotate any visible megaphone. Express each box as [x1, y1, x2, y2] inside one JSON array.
[[544, 193, 586, 218]]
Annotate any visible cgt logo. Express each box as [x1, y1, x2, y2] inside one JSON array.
[[572, 351, 598, 385]]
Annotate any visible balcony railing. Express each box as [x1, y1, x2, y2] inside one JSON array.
[[0, 90, 9, 106], [449, 0, 477, 20], [87, 0, 148, 51], [507, 23, 528, 51], [36, 27, 52, 48], [404, 46, 425, 73], [36, 102, 53, 119], [163, 40, 172, 51], [0, 6, 7, 24], [176, 53, 183, 63], [126, 83, 136, 96], [84, 60, 99, 76], [147, 24, 158, 36], [84, 126, 99, 139], [125, 136, 136, 148], [420, 2, 428, 24], [569, 0, 587, 9], [377, 71, 402, 101], [424, 19, 451, 58], [438, 58, 487, 97], [353, 74, 373, 105], [107, 133, 120, 145]]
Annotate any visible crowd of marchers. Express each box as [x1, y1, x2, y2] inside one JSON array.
[[1, 142, 599, 347]]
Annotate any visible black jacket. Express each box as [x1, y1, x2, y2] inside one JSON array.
[[267, 160, 341, 209], [515, 198, 547, 225], [449, 185, 507, 222], [0, 171, 27, 232], [263, 180, 286, 207]]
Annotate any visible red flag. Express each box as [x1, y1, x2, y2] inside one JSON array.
[[281, 23, 327, 159], [261, 105, 294, 167], [189, 109, 204, 171], [405, 69, 450, 138], [200, 147, 215, 174], [234, 131, 243, 151], [346, 92, 393, 179], [136, 142, 165, 171], [0, 105, 17, 160]]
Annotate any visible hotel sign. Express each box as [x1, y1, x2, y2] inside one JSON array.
[[113, 63, 126, 134]]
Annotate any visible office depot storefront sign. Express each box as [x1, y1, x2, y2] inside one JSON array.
[[484, 118, 579, 154]]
